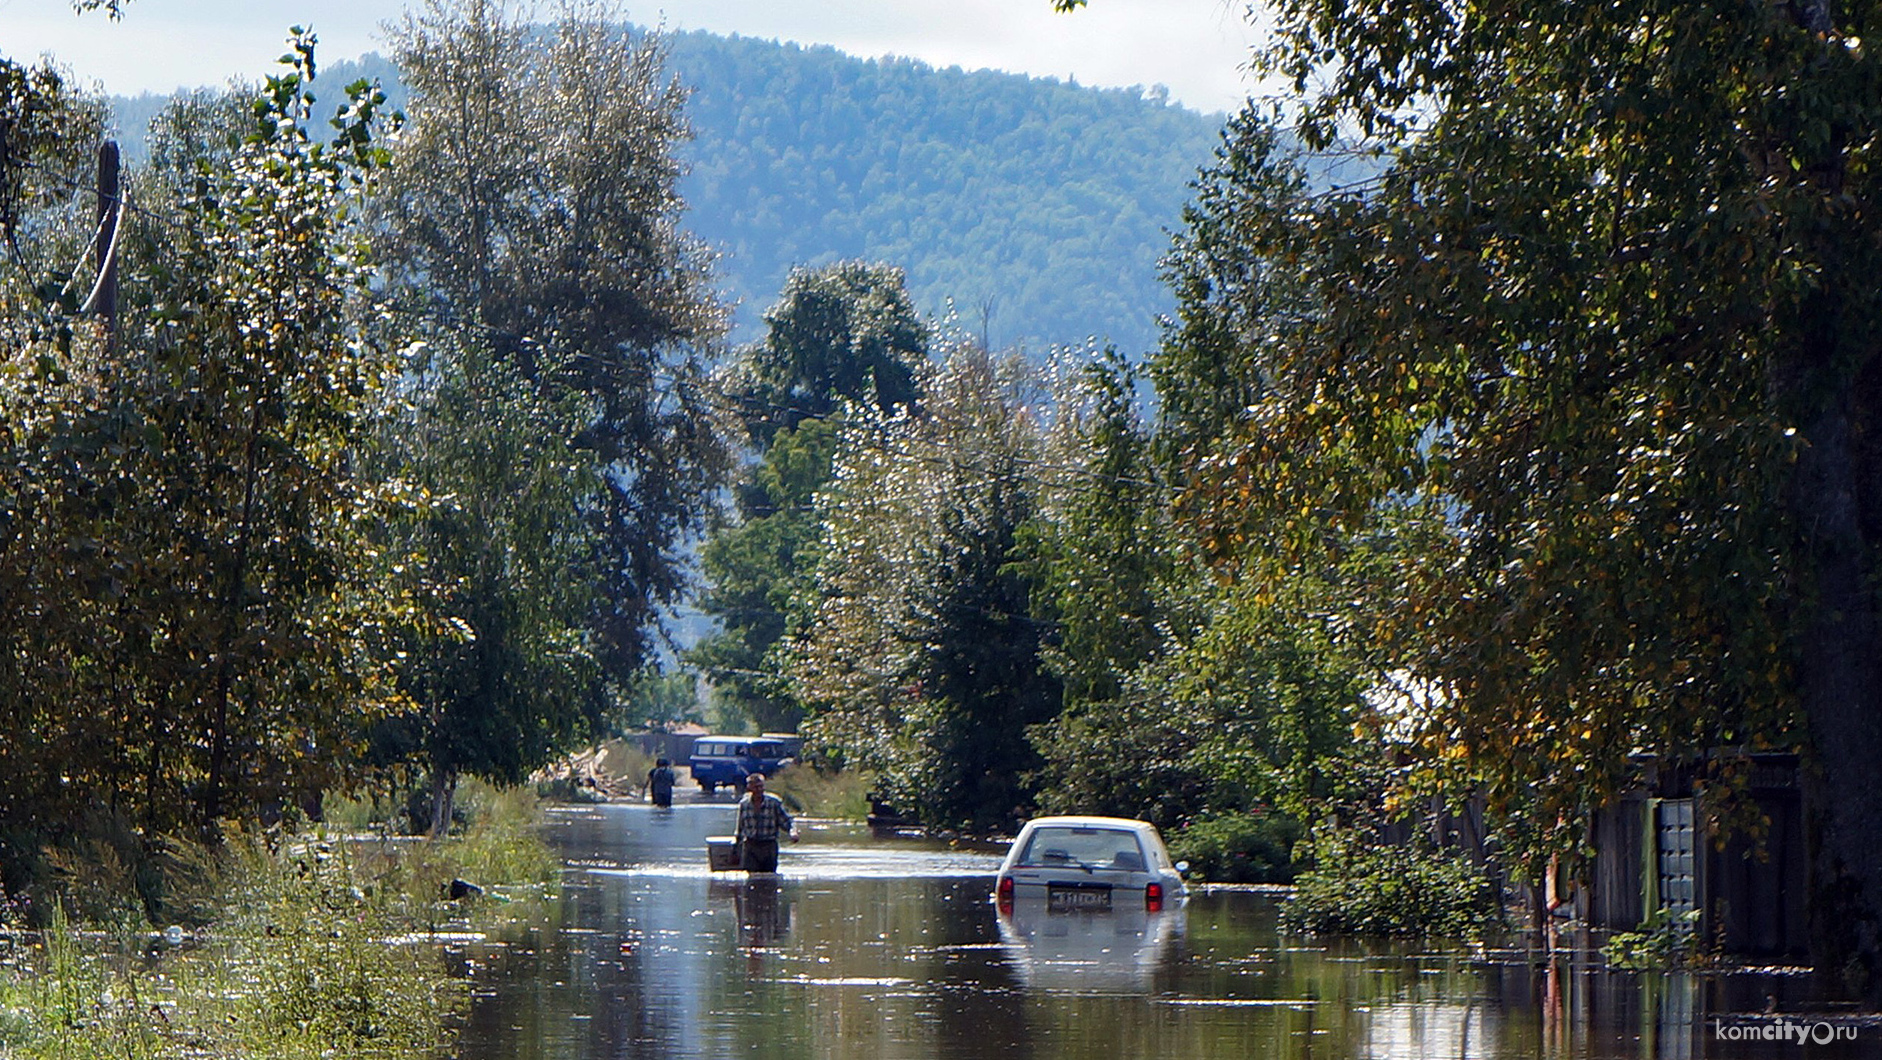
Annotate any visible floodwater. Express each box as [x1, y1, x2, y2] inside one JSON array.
[[452, 800, 1873, 1059]]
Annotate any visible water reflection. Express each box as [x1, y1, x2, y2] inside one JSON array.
[[452, 802, 1870, 1059], [996, 901, 1184, 994]]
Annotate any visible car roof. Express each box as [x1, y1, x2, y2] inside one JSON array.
[[1018, 815, 1159, 835]]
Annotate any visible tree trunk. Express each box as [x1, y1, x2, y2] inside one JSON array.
[[1775, 4, 1882, 998], [429, 766, 458, 839], [1791, 310, 1882, 999]]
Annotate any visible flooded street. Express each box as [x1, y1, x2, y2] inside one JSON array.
[[452, 801, 1871, 1059]]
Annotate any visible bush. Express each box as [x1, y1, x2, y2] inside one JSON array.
[[448, 779, 561, 885], [1602, 907, 1705, 969], [0, 791, 560, 1060], [1167, 809, 1303, 884], [763, 764, 872, 819], [1285, 835, 1504, 939]]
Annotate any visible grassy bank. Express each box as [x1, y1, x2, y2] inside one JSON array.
[[763, 764, 872, 820], [0, 782, 557, 1060]]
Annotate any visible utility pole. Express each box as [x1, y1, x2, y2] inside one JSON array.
[[93, 140, 120, 350]]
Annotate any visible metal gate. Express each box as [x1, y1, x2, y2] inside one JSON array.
[[1655, 798, 1697, 917]]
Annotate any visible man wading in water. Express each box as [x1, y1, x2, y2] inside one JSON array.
[[735, 772, 797, 872], [647, 758, 677, 808]]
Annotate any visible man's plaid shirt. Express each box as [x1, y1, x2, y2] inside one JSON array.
[[736, 791, 792, 842]]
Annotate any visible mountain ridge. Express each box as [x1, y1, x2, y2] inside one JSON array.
[[109, 26, 1226, 355]]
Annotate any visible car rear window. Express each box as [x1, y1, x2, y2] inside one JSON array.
[[1014, 827, 1148, 871]]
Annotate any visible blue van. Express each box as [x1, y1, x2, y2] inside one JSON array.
[[688, 735, 794, 794]]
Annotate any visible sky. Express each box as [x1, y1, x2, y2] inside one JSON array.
[[1, 0, 1264, 115]]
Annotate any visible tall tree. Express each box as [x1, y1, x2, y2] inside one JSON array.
[[792, 343, 1056, 831], [689, 415, 840, 734], [1148, 0, 1882, 986], [379, 0, 731, 690], [0, 36, 395, 840], [694, 261, 927, 732], [1021, 348, 1374, 828], [1019, 353, 1169, 715], [1014, 352, 1178, 818], [363, 333, 601, 835], [731, 260, 928, 439]]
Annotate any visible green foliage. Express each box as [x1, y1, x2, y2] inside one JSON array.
[[1159, 2, 1882, 925], [990, 340, 1378, 844], [0, 33, 395, 842], [1166, 808, 1302, 884], [380, 0, 732, 689], [1602, 907, 1705, 971], [1285, 836, 1503, 940], [794, 343, 1057, 832], [1018, 352, 1169, 713], [694, 262, 927, 733]]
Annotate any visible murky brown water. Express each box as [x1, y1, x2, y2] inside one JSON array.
[[450, 800, 1871, 1059]]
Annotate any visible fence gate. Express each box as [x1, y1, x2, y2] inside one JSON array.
[[1655, 798, 1697, 918]]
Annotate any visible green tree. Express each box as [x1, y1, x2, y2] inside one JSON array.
[[1015, 351, 1186, 820], [1018, 353, 1169, 714], [732, 260, 928, 437], [0, 35, 394, 842], [379, 0, 731, 690], [363, 333, 601, 835], [690, 416, 840, 734], [694, 261, 927, 732], [793, 343, 1057, 831], [1149, 0, 1882, 986], [1020, 352, 1375, 829]]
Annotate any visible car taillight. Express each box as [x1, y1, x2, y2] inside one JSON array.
[[1145, 881, 1164, 912], [996, 876, 1015, 912]]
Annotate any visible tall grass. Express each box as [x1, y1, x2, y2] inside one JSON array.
[[0, 784, 559, 1060], [764, 764, 873, 819]]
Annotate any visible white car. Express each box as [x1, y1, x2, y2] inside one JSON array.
[[994, 815, 1188, 913]]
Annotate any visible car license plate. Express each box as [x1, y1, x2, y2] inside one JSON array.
[[1047, 884, 1112, 911]]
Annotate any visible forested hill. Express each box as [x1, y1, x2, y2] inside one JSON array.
[[665, 31, 1221, 353], [111, 28, 1224, 355]]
